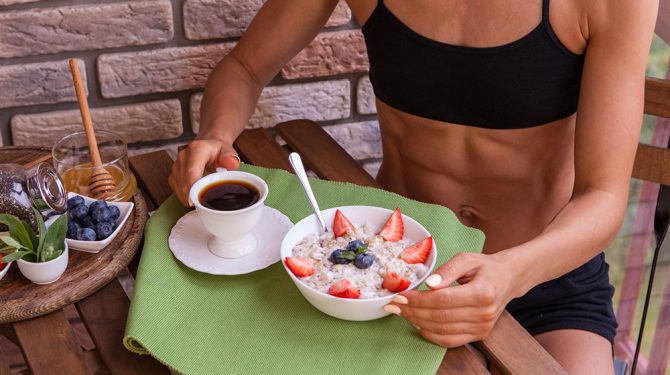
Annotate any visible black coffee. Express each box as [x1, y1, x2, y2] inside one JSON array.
[[199, 180, 260, 211]]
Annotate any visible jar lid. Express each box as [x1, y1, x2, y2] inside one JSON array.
[[27, 163, 67, 215]]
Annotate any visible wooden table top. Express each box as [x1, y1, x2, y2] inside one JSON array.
[[0, 122, 567, 375]]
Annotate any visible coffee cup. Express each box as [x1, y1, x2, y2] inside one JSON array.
[[189, 169, 269, 258]]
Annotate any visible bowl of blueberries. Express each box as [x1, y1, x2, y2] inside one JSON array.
[[47, 193, 134, 253]]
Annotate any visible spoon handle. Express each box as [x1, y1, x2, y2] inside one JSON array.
[[288, 152, 328, 233]]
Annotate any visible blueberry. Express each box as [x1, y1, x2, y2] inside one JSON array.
[[329, 249, 353, 264], [76, 227, 96, 241], [95, 221, 114, 240], [91, 207, 112, 224], [78, 216, 95, 229], [67, 196, 85, 210], [354, 253, 374, 269], [346, 239, 366, 253], [88, 200, 107, 215], [69, 204, 88, 221], [108, 205, 120, 221], [66, 221, 81, 239]]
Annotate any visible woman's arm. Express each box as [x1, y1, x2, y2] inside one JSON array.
[[169, 0, 340, 205], [502, 0, 658, 295], [391, 0, 658, 348]]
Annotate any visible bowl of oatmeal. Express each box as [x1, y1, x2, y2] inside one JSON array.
[[280, 206, 437, 321]]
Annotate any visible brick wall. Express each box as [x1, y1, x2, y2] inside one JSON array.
[[0, 0, 382, 176]]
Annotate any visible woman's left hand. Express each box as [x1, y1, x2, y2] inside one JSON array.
[[385, 252, 522, 348]]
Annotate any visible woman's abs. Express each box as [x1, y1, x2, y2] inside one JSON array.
[[375, 100, 577, 253]]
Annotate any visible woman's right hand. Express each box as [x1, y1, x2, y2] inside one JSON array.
[[169, 139, 241, 206]]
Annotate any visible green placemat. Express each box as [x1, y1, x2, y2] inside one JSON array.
[[124, 164, 485, 375]]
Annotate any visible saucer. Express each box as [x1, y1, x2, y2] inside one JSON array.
[[168, 207, 293, 275]]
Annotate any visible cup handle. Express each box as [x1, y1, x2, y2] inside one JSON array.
[[216, 167, 228, 173]]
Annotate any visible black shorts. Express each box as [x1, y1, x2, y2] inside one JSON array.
[[506, 253, 618, 345]]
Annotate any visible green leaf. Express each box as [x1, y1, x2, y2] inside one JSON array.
[[2, 250, 31, 263], [49, 249, 63, 260], [42, 244, 54, 262], [22, 253, 37, 262], [40, 214, 67, 263], [339, 251, 357, 261], [0, 235, 28, 251], [33, 208, 47, 260], [0, 213, 34, 251], [21, 220, 38, 251], [355, 244, 368, 255]]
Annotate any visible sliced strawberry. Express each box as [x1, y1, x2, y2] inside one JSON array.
[[328, 279, 360, 299], [285, 257, 315, 278], [0, 254, 3, 270], [333, 209, 355, 238], [378, 208, 404, 242], [382, 271, 411, 293], [400, 236, 433, 264]]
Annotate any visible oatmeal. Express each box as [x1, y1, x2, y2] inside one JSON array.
[[290, 224, 428, 299]]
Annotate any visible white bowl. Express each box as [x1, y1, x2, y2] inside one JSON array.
[[46, 193, 134, 253], [0, 261, 11, 281], [17, 242, 69, 285], [280, 206, 437, 321]]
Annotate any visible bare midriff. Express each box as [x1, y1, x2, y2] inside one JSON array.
[[374, 99, 576, 253]]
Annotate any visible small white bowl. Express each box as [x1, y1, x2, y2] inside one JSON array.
[[17, 242, 69, 285], [47, 193, 134, 253], [280, 206, 437, 321], [0, 261, 11, 281]]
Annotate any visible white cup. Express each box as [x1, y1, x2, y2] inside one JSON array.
[[189, 169, 269, 258]]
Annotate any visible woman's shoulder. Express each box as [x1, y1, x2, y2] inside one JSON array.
[[583, 0, 658, 41]]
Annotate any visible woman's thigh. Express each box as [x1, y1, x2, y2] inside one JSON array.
[[535, 329, 614, 375]]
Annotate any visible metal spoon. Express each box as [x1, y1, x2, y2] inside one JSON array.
[[288, 152, 328, 233]]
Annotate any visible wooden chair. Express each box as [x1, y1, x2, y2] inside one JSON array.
[[613, 77, 670, 373]]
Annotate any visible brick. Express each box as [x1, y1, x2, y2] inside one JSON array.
[[183, 0, 350, 41], [357, 76, 377, 114], [0, 0, 40, 5], [0, 59, 86, 109], [362, 160, 382, 178], [129, 142, 188, 161], [0, 1, 173, 58], [11, 99, 182, 147], [98, 43, 234, 98], [323, 121, 381, 160], [328, 2, 352, 27], [281, 30, 368, 79], [190, 80, 351, 132]]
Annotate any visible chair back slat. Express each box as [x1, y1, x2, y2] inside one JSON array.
[[645, 77, 670, 118]]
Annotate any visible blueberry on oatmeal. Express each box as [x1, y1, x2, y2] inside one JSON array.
[[354, 253, 374, 269], [329, 249, 353, 264], [346, 239, 366, 252]]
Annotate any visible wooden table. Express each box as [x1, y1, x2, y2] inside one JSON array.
[[0, 120, 567, 374]]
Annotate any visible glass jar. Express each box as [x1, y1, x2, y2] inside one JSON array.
[[52, 130, 137, 202], [0, 162, 67, 231]]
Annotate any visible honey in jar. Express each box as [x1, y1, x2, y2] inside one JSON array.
[[61, 162, 137, 202]]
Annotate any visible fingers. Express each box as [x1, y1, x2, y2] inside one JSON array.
[[409, 321, 479, 336], [424, 253, 480, 289], [419, 330, 479, 348], [169, 140, 228, 207], [400, 283, 483, 309], [398, 305, 484, 324], [217, 149, 241, 170]]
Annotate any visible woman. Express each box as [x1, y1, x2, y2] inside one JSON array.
[[169, 0, 658, 373]]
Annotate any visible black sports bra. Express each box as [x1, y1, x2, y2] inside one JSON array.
[[361, 0, 585, 129]]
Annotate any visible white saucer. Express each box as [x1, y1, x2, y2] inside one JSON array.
[[168, 207, 293, 275]]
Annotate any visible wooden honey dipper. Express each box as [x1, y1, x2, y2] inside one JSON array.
[[68, 59, 116, 199]]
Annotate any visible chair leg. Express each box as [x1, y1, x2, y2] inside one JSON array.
[[613, 358, 628, 375]]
